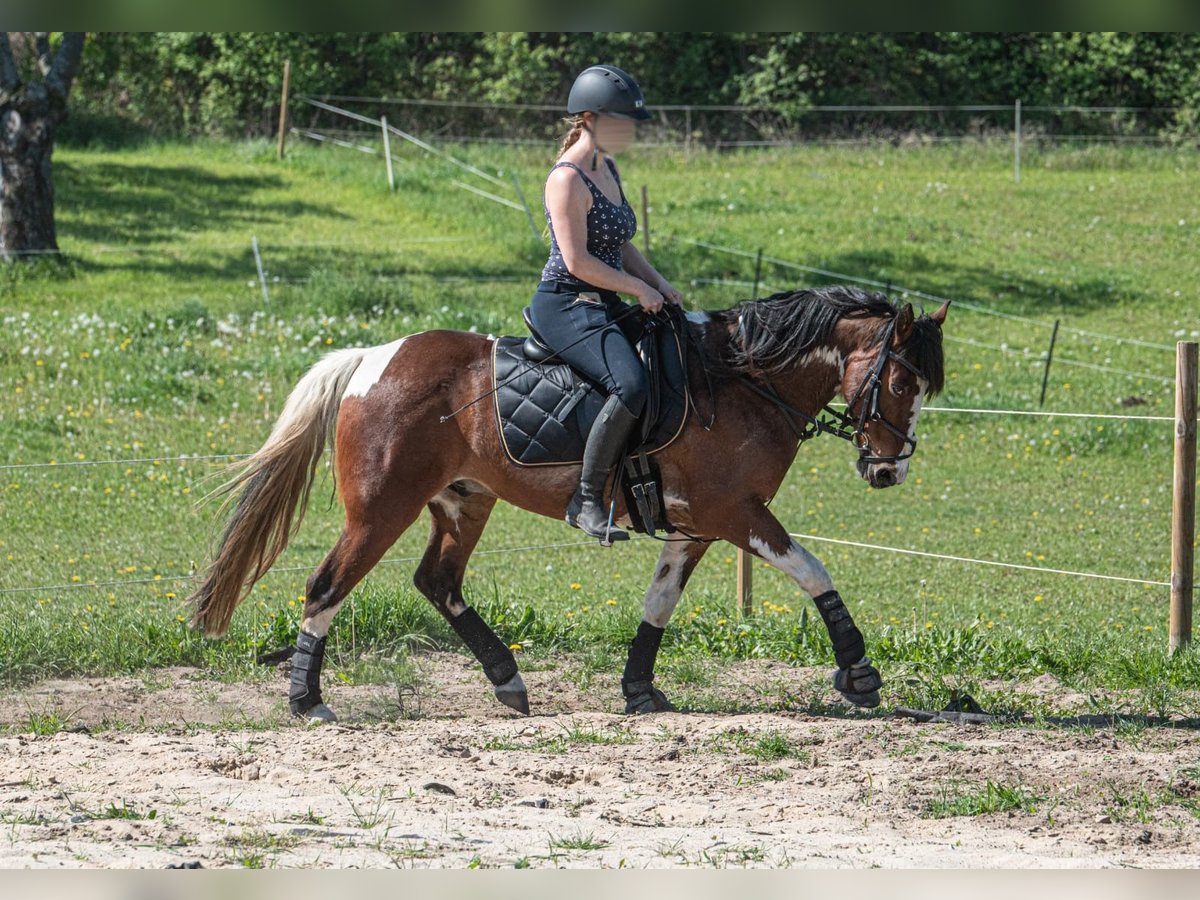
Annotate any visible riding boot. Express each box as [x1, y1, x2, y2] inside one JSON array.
[[568, 394, 639, 542]]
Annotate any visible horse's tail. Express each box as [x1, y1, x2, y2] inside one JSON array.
[[188, 347, 370, 637]]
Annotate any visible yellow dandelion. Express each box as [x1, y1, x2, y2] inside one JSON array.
[[509, 642, 523, 651], [570, 582, 582, 590], [606, 599, 617, 606]]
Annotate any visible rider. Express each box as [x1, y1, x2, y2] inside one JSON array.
[[530, 64, 683, 543]]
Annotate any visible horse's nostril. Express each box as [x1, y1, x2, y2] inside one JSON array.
[[876, 469, 897, 487]]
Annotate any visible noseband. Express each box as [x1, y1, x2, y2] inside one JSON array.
[[739, 315, 922, 465]]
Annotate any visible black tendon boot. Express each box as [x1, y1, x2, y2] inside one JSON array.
[[289, 630, 335, 721], [569, 394, 638, 543]]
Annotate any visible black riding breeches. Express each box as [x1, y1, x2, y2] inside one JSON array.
[[528, 281, 648, 417]]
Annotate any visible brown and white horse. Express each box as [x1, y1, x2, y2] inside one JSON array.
[[189, 286, 947, 721]]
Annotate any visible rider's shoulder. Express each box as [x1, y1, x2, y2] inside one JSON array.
[[545, 163, 589, 199]]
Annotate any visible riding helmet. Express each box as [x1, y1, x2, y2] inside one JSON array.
[[567, 65, 652, 121]]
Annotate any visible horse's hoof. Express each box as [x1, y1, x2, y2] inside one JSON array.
[[494, 673, 530, 715], [303, 703, 338, 724], [832, 658, 883, 709], [624, 683, 675, 715]]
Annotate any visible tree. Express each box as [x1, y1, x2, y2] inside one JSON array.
[[0, 32, 85, 261]]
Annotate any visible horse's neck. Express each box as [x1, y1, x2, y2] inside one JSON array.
[[768, 337, 845, 415], [765, 316, 880, 413]]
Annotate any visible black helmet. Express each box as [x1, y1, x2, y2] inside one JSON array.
[[567, 65, 652, 121]]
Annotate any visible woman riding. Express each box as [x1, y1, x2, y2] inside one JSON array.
[[531, 64, 683, 543]]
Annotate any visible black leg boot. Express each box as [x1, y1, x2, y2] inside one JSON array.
[[568, 394, 638, 543]]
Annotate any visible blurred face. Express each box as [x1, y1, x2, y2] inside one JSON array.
[[592, 113, 635, 154]]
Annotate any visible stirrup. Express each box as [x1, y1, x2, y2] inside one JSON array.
[[575, 496, 628, 545]]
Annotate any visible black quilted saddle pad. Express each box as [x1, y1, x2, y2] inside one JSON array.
[[491, 332, 688, 467]]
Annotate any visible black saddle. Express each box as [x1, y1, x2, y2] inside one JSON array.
[[492, 305, 691, 534]]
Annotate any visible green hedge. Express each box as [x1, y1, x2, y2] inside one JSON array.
[[66, 32, 1200, 140]]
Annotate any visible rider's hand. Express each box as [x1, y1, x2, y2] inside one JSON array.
[[636, 283, 664, 314], [659, 280, 684, 306]]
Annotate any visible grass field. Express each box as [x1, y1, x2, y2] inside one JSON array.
[[1, 135, 1198, 716]]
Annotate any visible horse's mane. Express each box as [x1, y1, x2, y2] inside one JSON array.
[[702, 285, 945, 396]]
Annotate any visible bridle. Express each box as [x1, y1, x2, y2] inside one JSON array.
[[738, 315, 923, 466]]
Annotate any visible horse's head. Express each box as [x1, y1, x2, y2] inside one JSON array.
[[841, 301, 948, 489]]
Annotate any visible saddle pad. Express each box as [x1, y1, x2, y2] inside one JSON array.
[[492, 334, 688, 467]]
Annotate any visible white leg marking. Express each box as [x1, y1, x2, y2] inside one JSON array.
[[642, 541, 692, 628], [301, 605, 339, 638], [749, 534, 835, 598], [343, 334, 421, 399]]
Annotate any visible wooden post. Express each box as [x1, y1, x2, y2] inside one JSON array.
[[252, 236, 269, 305], [1170, 341, 1197, 654], [737, 550, 754, 617], [509, 172, 542, 244], [641, 185, 651, 258], [1014, 98, 1021, 184], [381, 115, 395, 191], [276, 60, 291, 161], [1039, 319, 1060, 407]]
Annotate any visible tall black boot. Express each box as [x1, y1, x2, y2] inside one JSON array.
[[568, 394, 639, 542]]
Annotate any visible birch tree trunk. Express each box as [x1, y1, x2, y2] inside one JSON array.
[[0, 32, 85, 261]]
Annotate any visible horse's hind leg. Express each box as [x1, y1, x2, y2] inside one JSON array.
[[289, 502, 424, 722], [413, 483, 528, 715]]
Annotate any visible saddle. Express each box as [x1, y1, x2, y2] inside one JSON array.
[[491, 304, 691, 536]]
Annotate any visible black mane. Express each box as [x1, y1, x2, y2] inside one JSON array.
[[704, 285, 944, 396]]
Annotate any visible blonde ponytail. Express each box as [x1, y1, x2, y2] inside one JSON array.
[[555, 114, 586, 161]]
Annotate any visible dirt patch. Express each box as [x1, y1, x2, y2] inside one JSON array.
[[2, 655, 1199, 868]]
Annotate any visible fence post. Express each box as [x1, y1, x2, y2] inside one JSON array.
[[276, 60, 291, 161], [737, 551, 754, 617], [381, 115, 395, 191], [1014, 99, 1022, 184], [752, 247, 763, 299], [252, 236, 270, 306], [1170, 341, 1197, 654], [684, 106, 692, 160], [1039, 319, 1060, 407], [509, 172, 542, 244]]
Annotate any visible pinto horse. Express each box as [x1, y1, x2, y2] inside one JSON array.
[[189, 286, 947, 722]]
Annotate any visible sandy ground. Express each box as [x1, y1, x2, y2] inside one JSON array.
[[2, 653, 1199, 869]]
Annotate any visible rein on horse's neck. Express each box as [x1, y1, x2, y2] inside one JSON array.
[[758, 313, 891, 418]]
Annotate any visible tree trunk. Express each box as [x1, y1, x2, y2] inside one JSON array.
[[0, 85, 60, 258], [0, 32, 85, 262]]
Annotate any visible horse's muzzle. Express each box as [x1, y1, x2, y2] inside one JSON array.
[[858, 458, 900, 489]]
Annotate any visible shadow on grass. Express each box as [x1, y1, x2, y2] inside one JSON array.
[[669, 240, 1147, 318]]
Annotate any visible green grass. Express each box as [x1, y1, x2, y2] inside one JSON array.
[[924, 780, 1044, 818], [547, 832, 609, 851], [2, 136, 1199, 713]]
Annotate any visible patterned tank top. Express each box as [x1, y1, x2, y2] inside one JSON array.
[[540, 157, 638, 287]]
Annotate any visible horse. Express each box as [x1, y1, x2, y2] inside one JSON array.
[[187, 285, 948, 722]]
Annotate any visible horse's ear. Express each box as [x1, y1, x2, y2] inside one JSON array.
[[930, 300, 950, 327], [894, 303, 914, 345]]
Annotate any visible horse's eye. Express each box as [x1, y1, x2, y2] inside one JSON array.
[[889, 381, 909, 397]]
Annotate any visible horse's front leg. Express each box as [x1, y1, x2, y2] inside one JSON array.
[[730, 504, 882, 708], [621, 539, 711, 714]]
